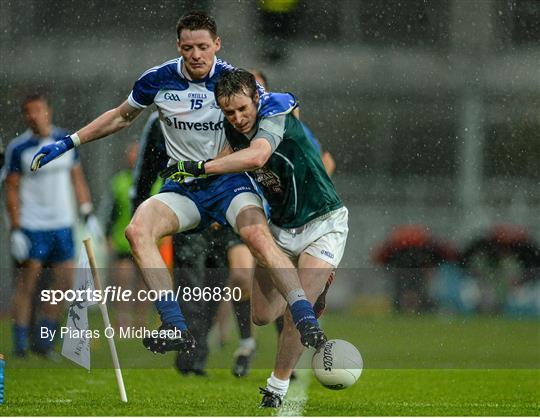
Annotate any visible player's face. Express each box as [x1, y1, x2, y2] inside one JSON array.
[[177, 29, 221, 80], [23, 99, 52, 136], [219, 92, 259, 134]]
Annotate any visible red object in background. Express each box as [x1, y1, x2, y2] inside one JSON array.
[[373, 225, 456, 267]]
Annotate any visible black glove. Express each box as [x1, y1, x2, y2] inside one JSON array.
[[159, 160, 207, 183]]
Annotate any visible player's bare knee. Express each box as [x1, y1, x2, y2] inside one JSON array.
[[252, 302, 283, 326], [125, 221, 150, 255], [251, 311, 271, 326], [251, 300, 272, 326], [124, 222, 138, 246]]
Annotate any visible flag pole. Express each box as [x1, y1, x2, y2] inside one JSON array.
[[83, 238, 128, 403]]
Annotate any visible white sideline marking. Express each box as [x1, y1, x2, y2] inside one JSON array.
[[277, 351, 312, 416]]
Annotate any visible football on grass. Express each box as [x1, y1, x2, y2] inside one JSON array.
[[312, 339, 363, 390]]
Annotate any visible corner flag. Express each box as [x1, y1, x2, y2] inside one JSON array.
[[61, 239, 128, 402], [61, 247, 97, 370]]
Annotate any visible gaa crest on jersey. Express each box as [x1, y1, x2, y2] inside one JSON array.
[[164, 92, 181, 102]]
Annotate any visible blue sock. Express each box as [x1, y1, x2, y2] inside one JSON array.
[[37, 319, 58, 350], [154, 291, 187, 331], [13, 324, 29, 352], [290, 299, 318, 328]]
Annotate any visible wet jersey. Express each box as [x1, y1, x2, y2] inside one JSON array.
[[5, 127, 78, 230], [224, 101, 342, 228], [127, 57, 233, 162]]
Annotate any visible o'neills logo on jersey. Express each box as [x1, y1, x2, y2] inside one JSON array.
[[188, 93, 207, 99], [164, 92, 181, 101], [164, 117, 223, 131]]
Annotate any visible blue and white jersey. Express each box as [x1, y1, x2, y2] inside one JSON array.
[[128, 57, 234, 163], [5, 127, 78, 230]]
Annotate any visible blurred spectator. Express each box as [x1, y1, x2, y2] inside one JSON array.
[[460, 225, 540, 315], [4, 94, 102, 357], [258, 0, 299, 63], [373, 225, 455, 312], [105, 142, 149, 328]]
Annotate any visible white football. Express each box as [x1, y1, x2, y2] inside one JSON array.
[[312, 339, 363, 390]]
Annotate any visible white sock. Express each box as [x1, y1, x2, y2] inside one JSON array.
[[286, 288, 307, 305], [266, 372, 289, 397], [239, 337, 256, 351]]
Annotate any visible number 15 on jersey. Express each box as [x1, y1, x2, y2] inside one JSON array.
[[190, 99, 203, 110]]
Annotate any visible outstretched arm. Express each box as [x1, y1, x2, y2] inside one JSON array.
[[31, 101, 143, 171], [76, 100, 142, 144]]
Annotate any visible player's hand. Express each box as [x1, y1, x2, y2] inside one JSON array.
[[30, 136, 75, 171], [159, 160, 207, 183], [85, 214, 104, 241], [10, 229, 31, 263]]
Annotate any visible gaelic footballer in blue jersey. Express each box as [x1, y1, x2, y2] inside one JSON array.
[[5, 94, 101, 357], [30, 11, 325, 357]]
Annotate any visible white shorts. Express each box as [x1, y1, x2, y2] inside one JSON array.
[[269, 206, 349, 267]]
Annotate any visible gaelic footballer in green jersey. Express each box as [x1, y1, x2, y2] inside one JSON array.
[[222, 93, 342, 229], [161, 69, 349, 407]]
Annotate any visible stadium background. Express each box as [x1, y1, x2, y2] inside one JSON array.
[[0, 0, 539, 311]]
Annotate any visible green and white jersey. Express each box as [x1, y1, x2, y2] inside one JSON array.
[[224, 111, 342, 228]]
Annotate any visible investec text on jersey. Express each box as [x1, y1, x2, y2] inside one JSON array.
[[164, 117, 224, 131]]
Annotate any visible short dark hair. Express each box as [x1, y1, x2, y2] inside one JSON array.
[[22, 93, 48, 110], [215, 69, 258, 105], [176, 11, 217, 40]]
